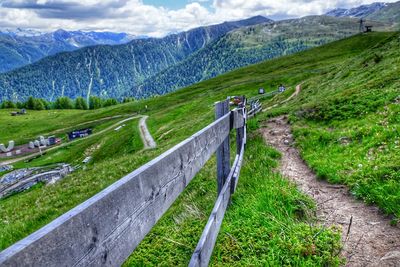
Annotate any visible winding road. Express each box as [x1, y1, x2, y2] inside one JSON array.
[[139, 116, 156, 149]]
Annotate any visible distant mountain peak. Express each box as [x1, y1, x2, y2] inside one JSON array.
[[53, 29, 72, 39], [326, 2, 387, 18], [230, 15, 273, 25], [0, 28, 44, 37], [0, 29, 138, 73]]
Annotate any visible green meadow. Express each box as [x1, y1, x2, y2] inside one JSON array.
[[0, 32, 398, 265]]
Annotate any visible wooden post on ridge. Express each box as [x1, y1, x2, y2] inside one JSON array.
[[215, 99, 231, 195]]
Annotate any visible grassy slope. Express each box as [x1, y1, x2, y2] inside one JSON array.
[[368, 1, 400, 25], [212, 134, 342, 266], [0, 109, 136, 146], [14, 118, 143, 168], [0, 32, 396, 265], [262, 32, 400, 218], [126, 128, 342, 266]]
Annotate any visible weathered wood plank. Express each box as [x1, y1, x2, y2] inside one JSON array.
[[247, 105, 262, 118], [189, 154, 241, 267], [235, 108, 245, 155], [0, 113, 231, 267], [231, 142, 245, 194], [232, 109, 245, 130], [215, 99, 231, 195]]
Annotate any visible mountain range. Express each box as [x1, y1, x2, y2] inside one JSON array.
[[0, 16, 271, 102], [0, 1, 399, 102], [326, 2, 388, 18], [326, 1, 400, 25], [0, 29, 136, 73], [132, 15, 380, 98]]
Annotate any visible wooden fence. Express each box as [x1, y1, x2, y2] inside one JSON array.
[[0, 97, 262, 267], [248, 99, 262, 118], [189, 100, 246, 267]]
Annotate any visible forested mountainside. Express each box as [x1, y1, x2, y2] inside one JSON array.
[[1, 6, 398, 102], [0, 16, 270, 102], [130, 16, 389, 98], [0, 30, 136, 73]]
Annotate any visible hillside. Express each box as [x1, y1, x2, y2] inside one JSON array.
[[0, 16, 270, 102], [133, 16, 389, 97], [326, 2, 387, 18], [1, 32, 398, 266], [367, 1, 400, 24], [0, 30, 135, 73], [326, 0, 400, 26]]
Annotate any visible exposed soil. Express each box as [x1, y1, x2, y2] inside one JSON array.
[[139, 116, 156, 149], [261, 116, 400, 267]]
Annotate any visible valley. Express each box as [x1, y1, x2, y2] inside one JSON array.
[[1, 31, 399, 266]]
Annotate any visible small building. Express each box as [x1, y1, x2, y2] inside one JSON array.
[[365, 25, 373, 32], [278, 85, 286, 92], [68, 129, 93, 140], [259, 88, 265, 94], [10, 109, 27, 116], [48, 136, 57, 146]]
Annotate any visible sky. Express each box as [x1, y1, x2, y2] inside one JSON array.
[[0, 0, 397, 36]]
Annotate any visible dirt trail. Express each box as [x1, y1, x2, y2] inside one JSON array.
[[262, 116, 400, 266], [263, 84, 302, 112], [139, 116, 156, 149]]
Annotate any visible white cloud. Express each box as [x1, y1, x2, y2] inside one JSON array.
[[0, 0, 398, 36]]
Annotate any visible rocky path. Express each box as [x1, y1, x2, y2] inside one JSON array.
[[262, 116, 400, 266]]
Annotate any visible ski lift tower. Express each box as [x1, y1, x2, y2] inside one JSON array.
[[359, 18, 365, 33]]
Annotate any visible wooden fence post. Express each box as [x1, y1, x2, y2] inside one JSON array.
[[215, 99, 230, 195], [236, 97, 245, 155]]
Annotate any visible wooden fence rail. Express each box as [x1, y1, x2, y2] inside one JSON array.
[[248, 100, 262, 118], [189, 100, 246, 267], [0, 98, 249, 267]]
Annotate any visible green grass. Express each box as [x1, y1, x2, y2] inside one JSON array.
[[12, 118, 142, 168], [124, 133, 342, 266], [212, 135, 342, 266], [0, 32, 398, 265], [0, 109, 134, 145], [258, 32, 400, 218]]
